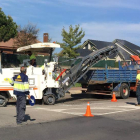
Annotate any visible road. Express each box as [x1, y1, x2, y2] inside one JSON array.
[[0, 90, 140, 140]]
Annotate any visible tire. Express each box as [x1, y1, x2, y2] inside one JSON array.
[[43, 94, 56, 105], [120, 83, 130, 99], [0, 95, 8, 107]]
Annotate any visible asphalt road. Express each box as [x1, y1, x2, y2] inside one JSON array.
[[1, 90, 140, 140], [1, 109, 140, 140]]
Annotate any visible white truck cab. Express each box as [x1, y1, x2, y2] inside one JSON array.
[[0, 42, 60, 106]]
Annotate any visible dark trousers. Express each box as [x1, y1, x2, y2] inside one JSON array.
[[136, 85, 140, 104], [16, 95, 26, 123]]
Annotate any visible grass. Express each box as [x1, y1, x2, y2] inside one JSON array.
[[74, 83, 82, 87]]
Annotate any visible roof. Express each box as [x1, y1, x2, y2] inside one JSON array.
[[76, 49, 93, 57], [114, 39, 140, 55], [0, 33, 41, 54], [82, 39, 140, 60], [88, 39, 114, 50], [82, 39, 115, 58], [0, 39, 14, 47]]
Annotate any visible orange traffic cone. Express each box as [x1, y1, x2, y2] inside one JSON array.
[[84, 102, 94, 117], [111, 92, 117, 102]]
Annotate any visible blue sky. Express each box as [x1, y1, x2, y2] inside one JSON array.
[[1, 0, 140, 53]]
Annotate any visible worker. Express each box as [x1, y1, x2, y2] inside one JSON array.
[[9, 67, 31, 125], [135, 69, 140, 106], [28, 51, 37, 67]]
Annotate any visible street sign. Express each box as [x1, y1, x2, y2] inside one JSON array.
[[29, 95, 35, 106]]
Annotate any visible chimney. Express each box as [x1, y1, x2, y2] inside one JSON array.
[[43, 33, 48, 42]]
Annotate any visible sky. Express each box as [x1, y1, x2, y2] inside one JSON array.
[[1, 0, 140, 53]]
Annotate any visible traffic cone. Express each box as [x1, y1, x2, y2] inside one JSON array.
[[84, 102, 94, 117], [111, 92, 117, 102]]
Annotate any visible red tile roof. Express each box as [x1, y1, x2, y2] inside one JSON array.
[[0, 38, 41, 54]]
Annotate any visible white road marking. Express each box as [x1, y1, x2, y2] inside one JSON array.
[[35, 106, 140, 116], [58, 112, 83, 116], [35, 108, 82, 116], [96, 108, 140, 116], [57, 103, 104, 106], [55, 108, 140, 116], [64, 107, 128, 110], [118, 106, 139, 109]]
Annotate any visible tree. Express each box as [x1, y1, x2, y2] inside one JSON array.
[[13, 22, 39, 47], [0, 8, 18, 42], [58, 24, 85, 58]]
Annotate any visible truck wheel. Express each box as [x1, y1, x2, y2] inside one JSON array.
[[0, 95, 8, 107], [120, 83, 130, 99], [43, 94, 56, 105]]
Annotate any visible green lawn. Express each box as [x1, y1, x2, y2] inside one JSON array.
[[74, 83, 81, 87]]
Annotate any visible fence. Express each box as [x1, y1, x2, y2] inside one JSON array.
[[1, 53, 119, 68]]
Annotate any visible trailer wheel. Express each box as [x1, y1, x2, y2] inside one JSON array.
[[120, 83, 130, 99], [43, 94, 56, 105], [0, 95, 8, 107]]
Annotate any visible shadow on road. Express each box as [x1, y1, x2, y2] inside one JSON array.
[[14, 114, 36, 122], [24, 114, 36, 122], [56, 91, 136, 104], [56, 93, 112, 104], [7, 91, 137, 105], [126, 102, 136, 106]]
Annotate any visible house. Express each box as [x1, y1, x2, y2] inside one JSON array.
[[0, 33, 50, 67], [78, 39, 115, 59], [0, 39, 16, 54], [0, 33, 49, 55], [79, 39, 140, 61]]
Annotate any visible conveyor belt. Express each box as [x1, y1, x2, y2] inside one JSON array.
[[57, 45, 118, 97]]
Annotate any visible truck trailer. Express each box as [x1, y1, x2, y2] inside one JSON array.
[[79, 55, 140, 99]]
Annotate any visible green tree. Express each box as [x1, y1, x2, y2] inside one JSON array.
[[0, 8, 18, 42], [59, 24, 85, 58]]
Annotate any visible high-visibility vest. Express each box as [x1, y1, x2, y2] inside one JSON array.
[[9, 73, 29, 96], [136, 74, 140, 85]]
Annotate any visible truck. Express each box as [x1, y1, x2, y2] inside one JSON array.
[[0, 43, 118, 106], [79, 55, 140, 99]]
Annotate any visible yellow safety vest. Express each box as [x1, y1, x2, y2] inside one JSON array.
[[136, 74, 140, 80]]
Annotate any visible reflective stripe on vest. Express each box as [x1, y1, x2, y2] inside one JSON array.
[[14, 81, 29, 92]]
